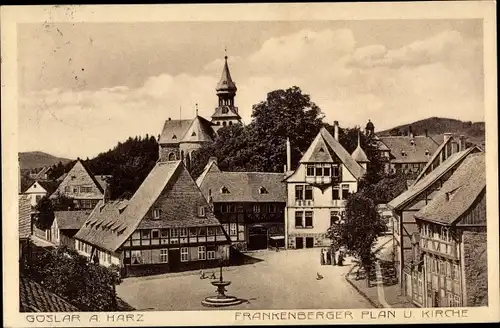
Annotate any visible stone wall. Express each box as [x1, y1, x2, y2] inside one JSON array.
[[159, 145, 180, 162], [463, 230, 488, 306]]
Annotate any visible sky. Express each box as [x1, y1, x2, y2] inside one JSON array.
[[18, 19, 484, 159]]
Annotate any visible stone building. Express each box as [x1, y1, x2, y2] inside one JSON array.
[[157, 55, 242, 168], [284, 122, 367, 249]]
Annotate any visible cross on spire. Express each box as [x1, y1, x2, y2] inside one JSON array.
[[224, 47, 228, 60], [195, 103, 199, 116]]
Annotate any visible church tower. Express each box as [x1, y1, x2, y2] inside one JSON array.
[[211, 55, 242, 132]]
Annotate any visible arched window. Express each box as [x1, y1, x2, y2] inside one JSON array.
[[168, 152, 176, 161], [229, 121, 233, 126], [222, 107, 229, 114], [223, 121, 227, 126]]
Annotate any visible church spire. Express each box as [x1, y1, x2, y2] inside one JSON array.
[[352, 129, 369, 166], [216, 53, 237, 94]]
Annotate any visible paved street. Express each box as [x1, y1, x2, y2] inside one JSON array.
[[116, 248, 372, 311]]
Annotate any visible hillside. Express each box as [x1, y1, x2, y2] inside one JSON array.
[[378, 117, 485, 146], [19, 151, 72, 170]]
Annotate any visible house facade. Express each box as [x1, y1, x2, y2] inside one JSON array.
[[43, 211, 91, 248], [284, 123, 367, 249], [407, 153, 486, 307], [74, 160, 231, 276], [50, 159, 105, 210], [158, 55, 242, 167], [23, 180, 60, 207], [197, 158, 287, 251], [387, 137, 481, 292]]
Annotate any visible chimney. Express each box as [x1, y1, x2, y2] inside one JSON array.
[[333, 121, 339, 141], [103, 181, 110, 204], [459, 135, 467, 151], [424, 129, 428, 137], [286, 137, 292, 172]]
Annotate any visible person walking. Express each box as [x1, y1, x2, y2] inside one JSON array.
[[320, 248, 325, 265], [326, 248, 332, 265]]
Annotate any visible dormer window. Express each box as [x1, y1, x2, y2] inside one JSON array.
[[221, 186, 230, 194], [152, 208, 161, 220], [319, 147, 325, 152], [259, 186, 268, 194], [172, 135, 177, 139], [410, 140, 415, 146], [198, 206, 206, 217], [425, 150, 430, 156], [401, 150, 407, 157]]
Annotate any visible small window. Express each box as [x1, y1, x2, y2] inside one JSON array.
[[259, 186, 268, 194], [179, 228, 188, 237], [223, 121, 227, 126], [207, 227, 216, 236], [222, 107, 228, 114], [316, 166, 323, 176], [253, 204, 260, 213], [152, 229, 160, 239], [172, 135, 177, 139], [295, 211, 303, 227], [160, 229, 169, 238], [229, 121, 233, 126], [323, 166, 330, 176], [152, 208, 161, 219], [330, 211, 340, 226], [295, 185, 304, 200], [191, 132, 196, 137], [221, 186, 230, 194], [198, 206, 205, 217], [305, 212, 313, 227], [159, 249, 168, 263], [332, 165, 340, 177], [305, 185, 313, 200], [319, 147, 325, 152], [306, 165, 315, 176], [198, 246, 206, 260], [207, 249, 216, 260], [180, 247, 189, 262], [341, 184, 350, 199], [170, 228, 179, 238], [230, 223, 237, 236]]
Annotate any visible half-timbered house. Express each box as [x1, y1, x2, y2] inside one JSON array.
[[408, 152, 487, 307], [74, 160, 231, 276], [387, 138, 481, 292], [197, 158, 286, 251]]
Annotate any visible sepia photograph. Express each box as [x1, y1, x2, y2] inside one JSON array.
[[2, 2, 498, 326]]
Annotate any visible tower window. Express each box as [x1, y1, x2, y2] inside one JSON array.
[[222, 107, 228, 114], [223, 122, 227, 126], [229, 121, 232, 126]]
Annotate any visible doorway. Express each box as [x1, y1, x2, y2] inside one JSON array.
[[248, 225, 268, 250], [295, 237, 304, 249], [169, 248, 181, 271], [305, 237, 314, 248]]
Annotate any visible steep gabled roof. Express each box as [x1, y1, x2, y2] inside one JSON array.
[[32, 166, 52, 180], [298, 128, 366, 180], [37, 180, 60, 195], [196, 158, 221, 187], [387, 147, 478, 211], [50, 160, 104, 198], [20, 276, 79, 312], [415, 153, 485, 226], [199, 171, 286, 203], [180, 116, 216, 143], [158, 119, 193, 145], [378, 136, 439, 163], [352, 133, 369, 163], [75, 161, 223, 252]]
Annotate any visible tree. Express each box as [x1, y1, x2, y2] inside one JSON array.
[[328, 192, 386, 286], [34, 195, 55, 230], [52, 193, 76, 211], [190, 86, 324, 177], [21, 245, 122, 311]]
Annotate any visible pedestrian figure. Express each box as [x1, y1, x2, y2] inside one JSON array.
[[326, 248, 331, 265], [199, 270, 206, 279], [338, 251, 344, 266], [320, 248, 325, 265]]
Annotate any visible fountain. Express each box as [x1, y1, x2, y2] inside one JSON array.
[[201, 250, 243, 307]]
